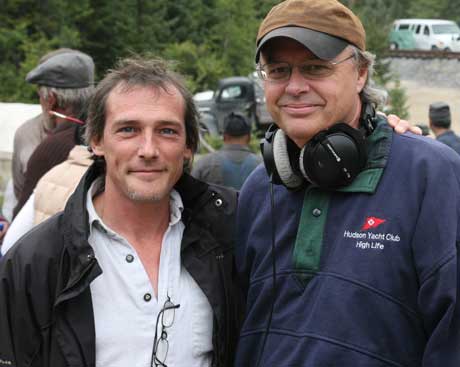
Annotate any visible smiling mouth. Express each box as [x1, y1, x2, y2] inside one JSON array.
[[130, 169, 166, 176], [281, 104, 320, 115]]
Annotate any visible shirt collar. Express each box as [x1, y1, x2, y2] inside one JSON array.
[[86, 177, 184, 235]]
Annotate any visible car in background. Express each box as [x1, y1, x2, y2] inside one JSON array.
[[194, 75, 273, 135], [389, 19, 460, 51]]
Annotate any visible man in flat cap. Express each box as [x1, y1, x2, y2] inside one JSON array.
[[192, 112, 261, 189], [11, 49, 94, 218], [235, 1, 460, 366], [429, 101, 460, 154], [10, 49, 93, 206]]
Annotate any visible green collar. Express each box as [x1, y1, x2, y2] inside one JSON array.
[[337, 115, 392, 194]]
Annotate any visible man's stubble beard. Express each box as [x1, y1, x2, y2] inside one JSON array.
[[126, 188, 164, 203]]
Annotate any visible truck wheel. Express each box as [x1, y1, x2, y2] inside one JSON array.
[[389, 42, 398, 50]]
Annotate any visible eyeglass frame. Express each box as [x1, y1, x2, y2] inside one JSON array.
[[150, 296, 181, 367], [256, 52, 357, 82]]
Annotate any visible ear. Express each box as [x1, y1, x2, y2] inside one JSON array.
[[91, 136, 105, 157], [184, 147, 192, 162], [356, 66, 368, 94], [45, 92, 57, 111]]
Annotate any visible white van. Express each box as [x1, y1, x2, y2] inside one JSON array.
[[390, 19, 460, 51]]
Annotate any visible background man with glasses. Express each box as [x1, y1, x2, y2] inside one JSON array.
[[0, 57, 242, 367], [235, 1, 460, 366]]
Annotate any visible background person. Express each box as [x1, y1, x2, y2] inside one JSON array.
[[192, 112, 261, 190], [235, 1, 460, 366], [428, 101, 460, 154], [0, 57, 242, 367], [12, 50, 95, 218], [9, 48, 83, 204]]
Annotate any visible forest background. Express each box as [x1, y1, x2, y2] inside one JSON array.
[[1, 0, 460, 117]]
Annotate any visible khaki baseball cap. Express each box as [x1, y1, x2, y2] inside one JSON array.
[[255, 0, 366, 62]]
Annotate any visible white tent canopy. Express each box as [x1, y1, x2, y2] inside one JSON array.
[[0, 102, 41, 154]]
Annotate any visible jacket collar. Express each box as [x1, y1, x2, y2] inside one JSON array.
[[59, 163, 213, 291]]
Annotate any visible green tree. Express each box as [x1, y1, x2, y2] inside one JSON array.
[[0, 0, 90, 102], [347, 0, 410, 116], [408, 0, 449, 18], [386, 80, 410, 119]]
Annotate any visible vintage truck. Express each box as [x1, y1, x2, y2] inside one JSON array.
[[194, 74, 273, 135]]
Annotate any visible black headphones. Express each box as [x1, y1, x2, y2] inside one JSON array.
[[261, 103, 376, 190]]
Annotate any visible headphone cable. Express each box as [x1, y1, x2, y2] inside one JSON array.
[[255, 179, 278, 367]]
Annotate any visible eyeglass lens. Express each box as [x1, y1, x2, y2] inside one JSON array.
[[152, 298, 180, 367], [162, 301, 176, 327]]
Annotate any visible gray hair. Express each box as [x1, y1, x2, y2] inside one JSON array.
[[350, 46, 388, 109], [39, 85, 94, 121]]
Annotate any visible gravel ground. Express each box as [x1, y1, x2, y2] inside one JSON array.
[[385, 57, 460, 132]]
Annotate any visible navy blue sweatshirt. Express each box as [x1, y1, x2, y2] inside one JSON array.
[[235, 119, 460, 367]]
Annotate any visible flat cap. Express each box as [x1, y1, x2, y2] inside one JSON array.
[[26, 51, 95, 88], [256, 0, 365, 62]]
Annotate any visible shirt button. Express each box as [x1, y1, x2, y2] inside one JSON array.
[[144, 293, 152, 302], [126, 254, 134, 263], [312, 208, 322, 217]]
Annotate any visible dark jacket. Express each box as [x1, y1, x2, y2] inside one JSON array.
[[0, 162, 243, 367], [437, 130, 460, 155], [13, 121, 78, 218]]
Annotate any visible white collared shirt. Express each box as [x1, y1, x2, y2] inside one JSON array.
[[86, 179, 214, 367]]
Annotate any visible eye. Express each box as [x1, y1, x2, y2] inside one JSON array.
[[160, 127, 178, 135], [301, 63, 332, 76], [116, 126, 138, 135], [266, 63, 290, 79]]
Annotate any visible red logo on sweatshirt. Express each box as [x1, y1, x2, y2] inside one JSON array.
[[361, 216, 386, 230]]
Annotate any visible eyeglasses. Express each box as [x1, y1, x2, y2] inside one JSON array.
[[151, 296, 180, 367], [257, 53, 356, 82]]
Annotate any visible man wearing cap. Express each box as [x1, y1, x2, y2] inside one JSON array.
[[9, 49, 91, 205], [429, 101, 460, 154], [192, 112, 261, 190], [235, 1, 460, 366], [11, 50, 94, 218]]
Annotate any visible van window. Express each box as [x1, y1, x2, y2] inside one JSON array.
[[399, 24, 410, 31], [415, 25, 421, 34], [433, 24, 460, 34], [423, 26, 430, 36]]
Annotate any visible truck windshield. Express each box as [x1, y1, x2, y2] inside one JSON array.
[[432, 24, 460, 34]]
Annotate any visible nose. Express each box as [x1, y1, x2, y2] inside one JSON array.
[[284, 67, 311, 96], [138, 132, 159, 159]]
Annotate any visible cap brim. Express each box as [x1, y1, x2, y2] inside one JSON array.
[[256, 26, 349, 63]]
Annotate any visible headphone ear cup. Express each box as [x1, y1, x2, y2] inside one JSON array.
[[273, 129, 304, 189], [299, 124, 367, 188]]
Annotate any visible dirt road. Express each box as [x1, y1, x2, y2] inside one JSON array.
[[399, 80, 460, 132]]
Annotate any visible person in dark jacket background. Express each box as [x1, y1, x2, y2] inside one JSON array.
[[192, 112, 261, 190], [0, 57, 242, 367], [235, 1, 460, 366], [428, 101, 460, 154]]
